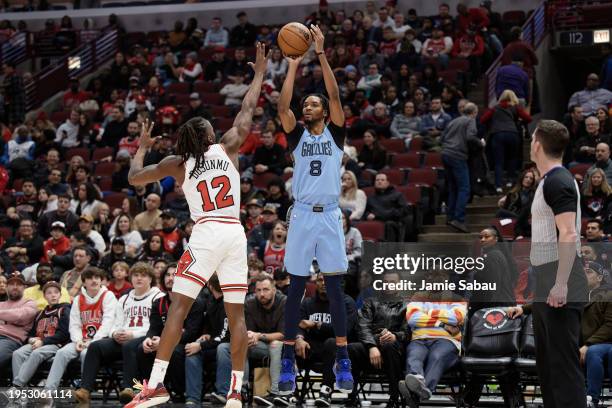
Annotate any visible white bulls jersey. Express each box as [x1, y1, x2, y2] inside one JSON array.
[[182, 144, 240, 221]]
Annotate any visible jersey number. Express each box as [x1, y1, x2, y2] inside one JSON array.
[[310, 160, 322, 176], [197, 176, 234, 212]]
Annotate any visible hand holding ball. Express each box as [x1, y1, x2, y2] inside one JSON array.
[[277, 22, 312, 57]]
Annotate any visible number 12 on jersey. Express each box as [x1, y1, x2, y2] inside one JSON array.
[[197, 175, 234, 211]]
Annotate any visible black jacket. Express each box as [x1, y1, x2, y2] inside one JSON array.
[[147, 292, 204, 344], [38, 210, 79, 239], [252, 144, 287, 176], [298, 292, 359, 342], [199, 289, 229, 349], [245, 292, 286, 334], [358, 296, 409, 348], [28, 303, 71, 347], [230, 23, 257, 47], [364, 186, 409, 221]]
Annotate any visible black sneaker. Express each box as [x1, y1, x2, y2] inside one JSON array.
[[253, 394, 275, 407], [210, 392, 227, 405], [273, 394, 297, 406], [345, 395, 361, 408], [398, 380, 418, 408], [449, 220, 469, 233], [315, 385, 332, 407]]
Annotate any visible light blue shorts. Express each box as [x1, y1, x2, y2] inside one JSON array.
[[285, 202, 348, 277]]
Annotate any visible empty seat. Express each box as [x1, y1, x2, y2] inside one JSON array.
[[349, 138, 364, 153], [491, 218, 516, 240], [201, 92, 225, 106], [65, 147, 91, 161], [173, 94, 191, 106], [391, 153, 421, 169], [194, 81, 217, 93], [406, 168, 437, 187], [397, 185, 421, 205], [166, 82, 190, 95], [211, 105, 231, 118], [97, 176, 113, 192], [51, 111, 70, 125], [95, 162, 116, 177], [439, 69, 458, 84], [355, 221, 385, 242], [380, 138, 405, 154], [92, 147, 115, 161], [448, 58, 470, 71], [423, 152, 443, 168], [408, 137, 422, 151]]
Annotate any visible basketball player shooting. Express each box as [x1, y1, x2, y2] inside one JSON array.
[[277, 25, 353, 395], [124, 42, 270, 408]]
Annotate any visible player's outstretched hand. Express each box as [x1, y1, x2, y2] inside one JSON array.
[[139, 118, 159, 149], [284, 53, 304, 68], [309, 24, 325, 54], [247, 42, 271, 75]]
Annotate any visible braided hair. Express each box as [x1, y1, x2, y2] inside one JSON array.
[[176, 117, 214, 179]]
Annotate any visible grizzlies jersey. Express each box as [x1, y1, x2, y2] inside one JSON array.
[[287, 122, 346, 205]]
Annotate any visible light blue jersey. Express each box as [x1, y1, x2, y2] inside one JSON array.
[[289, 123, 345, 205], [284, 122, 348, 276]]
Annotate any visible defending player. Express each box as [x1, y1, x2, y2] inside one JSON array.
[[124, 42, 269, 408], [277, 25, 353, 395]]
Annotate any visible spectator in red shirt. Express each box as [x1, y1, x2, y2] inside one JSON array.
[[118, 122, 141, 157], [451, 26, 485, 86], [421, 28, 452, 69], [42, 222, 71, 264], [62, 79, 90, 111], [157, 210, 183, 259], [380, 27, 399, 59]]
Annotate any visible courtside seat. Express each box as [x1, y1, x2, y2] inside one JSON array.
[[461, 356, 514, 373]]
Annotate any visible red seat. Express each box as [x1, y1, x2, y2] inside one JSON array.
[[215, 118, 234, 133], [103, 192, 127, 211], [12, 179, 23, 191], [448, 58, 470, 72], [355, 221, 385, 242], [65, 147, 91, 161], [360, 170, 375, 186], [92, 147, 115, 162], [173, 94, 191, 106], [380, 169, 405, 185], [570, 164, 591, 178], [439, 69, 458, 84], [95, 162, 116, 177], [201, 92, 225, 106], [397, 185, 421, 205], [491, 218, 516, 241], [50, 111, 70, 125], [408, 137, 422, 151], [350, 139, 364, 153], [194, 81, 217, 93], [406, 168, 437, 187], [166, 82, 190, 95], [211, 105, 231, 118], [391, 153, 421, 169], [380, 138, 405, 154], [252, 173, 279, 189], [423, 152, 443, 168], [0, 227, 13, 240], [362, 186, 375, 197], [98, 176, 113, 192]]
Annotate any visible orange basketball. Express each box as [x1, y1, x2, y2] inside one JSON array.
[[277, 22, 312, 57]]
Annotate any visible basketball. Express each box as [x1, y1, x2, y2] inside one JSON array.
[[277, 22, 312, 57]]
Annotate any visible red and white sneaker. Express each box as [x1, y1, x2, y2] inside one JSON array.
[[124, 380, 170, 408], [224, 391, 242, 408]]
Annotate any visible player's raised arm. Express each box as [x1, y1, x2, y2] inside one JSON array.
[[221, 42, 270, 154], [128, 119, 183, 186], [310, 24, 344, 127], [278, 54, 303, 133]]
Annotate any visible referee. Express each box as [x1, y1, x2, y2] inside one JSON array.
[[529, 120, 588, 408]]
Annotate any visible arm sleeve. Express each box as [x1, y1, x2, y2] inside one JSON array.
[[352, 190, 367, 220], [543, 172, 579, 215], [328, 122, 346, 150], [69, 297, 82, 342], [0, 300, 38, 325], [285, 123, 305, 152]]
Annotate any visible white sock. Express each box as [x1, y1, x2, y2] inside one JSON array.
[[148, 359, 169, 389], [228, 370, 243, 395]]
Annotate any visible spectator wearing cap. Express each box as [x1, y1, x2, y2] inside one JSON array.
[[157, 210, 184, 259], [248, 205, 279, 255], [220, 72, 249, 107], [118, 121, 141, 157], [204, 17, 229, 48], [182, 92, 212, 125], [244, 198, 264, 235], [42, 222, 71, 265], [569, 74, 612, 117], [230, 11, 257, 47], [0, 272, 38, 373], [204, 46, 227, 83], [265, 178, 291, 221], [24, 263, 71, 310], [62, 78, 90, 111], [59, 246, 92, 298], [78, 214, 106, 255], [54, 108, 81, 149], [358, 41, 385, 76], [10, 280, 70, 395], [421, 27, 452, 69], [133, 193, 163, 233], [3, 218, 44, 271], [252, 130, 287, 176], [99, 237, 134, 273], [98, 104, 129, 148]]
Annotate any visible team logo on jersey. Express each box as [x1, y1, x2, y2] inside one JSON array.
[[301, 141, 333, 157]]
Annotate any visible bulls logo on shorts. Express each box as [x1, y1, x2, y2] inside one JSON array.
[[177, 248, 196, 277]]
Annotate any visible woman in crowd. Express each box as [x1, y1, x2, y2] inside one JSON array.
[[441, 85, 463, 118], [70, 182, 102, 217], [266, 47, 288, 80], [421, 63, 444, 97], [261, 220, 287, 275], [342, 210, 363, 299], [109, 214, 143, 257], [480, 90, 532, 193], [597, 107, 612, 137], [581, 168, 612, 220], [137, 233, 173, 265], [358, 129, 387, 171], [92, 202, 112, 239], [339, 170, 367, 221], [412, 87, 430, 115], [65, 156, 86, 189], [390, 100, 421, 146], [497, 169, 538, 239], [37, 187, 58, 219]]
